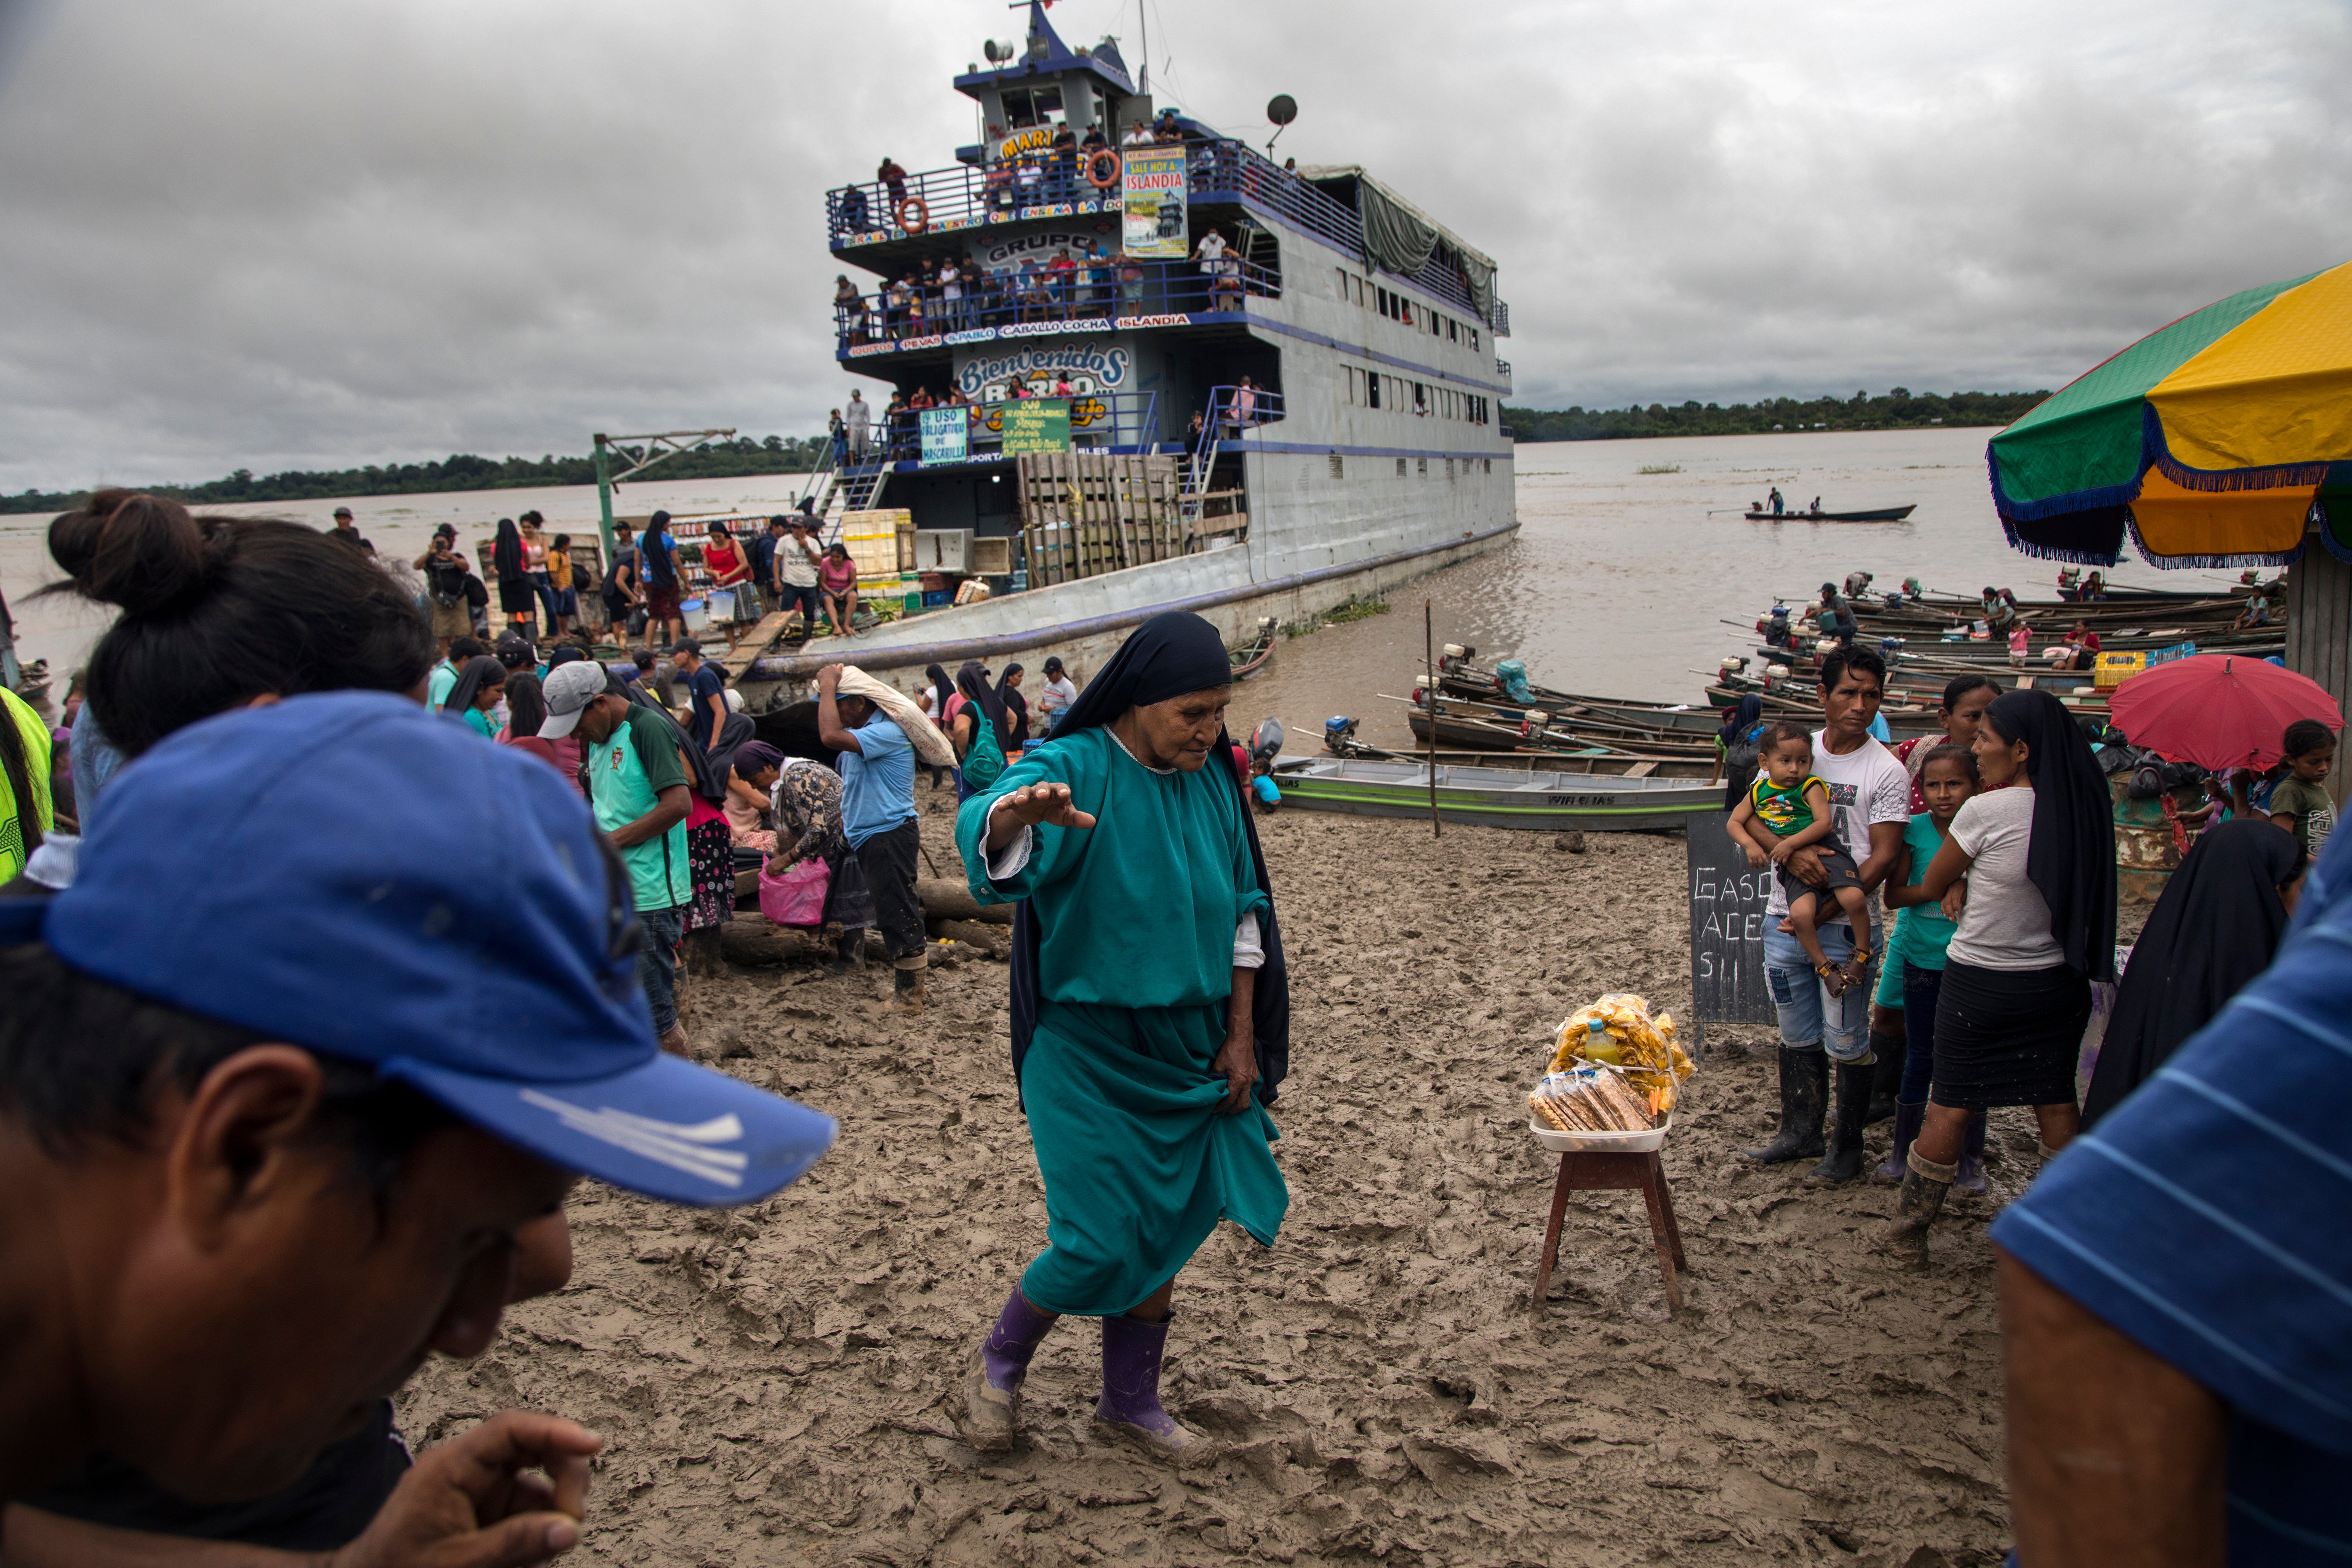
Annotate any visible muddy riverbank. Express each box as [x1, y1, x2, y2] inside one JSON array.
[[401, 803, 2027, 1567]]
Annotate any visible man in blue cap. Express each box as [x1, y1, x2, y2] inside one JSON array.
[[0, 692, 834, 1555]]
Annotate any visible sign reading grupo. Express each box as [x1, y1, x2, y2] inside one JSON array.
[[1121, 149, 1188, 260], [955, 341, 1131, 401], [1000, 398, 1072, 454]]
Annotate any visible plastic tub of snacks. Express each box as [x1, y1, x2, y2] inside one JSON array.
[[1526, 1113, 1672, 1155]]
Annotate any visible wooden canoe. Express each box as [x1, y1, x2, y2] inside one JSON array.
[[1270, 754, 1723, 831]]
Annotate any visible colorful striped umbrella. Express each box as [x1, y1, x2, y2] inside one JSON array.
[[1989, 260, 2352, 567]]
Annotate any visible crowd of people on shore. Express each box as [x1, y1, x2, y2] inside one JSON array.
[[0, 487, 1300, 1562], [5, 488, 2349, 1560], [1713, 642, 2350, 1558]]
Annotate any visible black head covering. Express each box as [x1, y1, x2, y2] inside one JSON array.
[[2081, 819, 2299, 1130], [1986, 688, 2118, 980], [504, 671, 547, 737], [957, 661, 1011, 750], [547, 645, 587, 668], [925, 663, 955, 719], [698, 711, 757, 803], [1007, 612, 1291, 1104], [1055, 611, 1232, 732], [733, 740, 785, 781], [492, 518, 524, 580], [441, 656, 505, 717], [494, 635, 536, 672], [996, 663, 1030, 745]]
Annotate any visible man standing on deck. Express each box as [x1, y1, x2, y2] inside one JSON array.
[[846, 390, 872, 462], [815, 664, 928, 1012], [1743, 646, 1909, 1183], [327, 505, 370, 553]]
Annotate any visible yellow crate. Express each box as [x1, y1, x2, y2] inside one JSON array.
[[840, 509, 915, 574], [2094, 651, 2146, 689]]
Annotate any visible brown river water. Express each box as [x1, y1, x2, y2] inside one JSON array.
[[2, 428, 2242, 747]]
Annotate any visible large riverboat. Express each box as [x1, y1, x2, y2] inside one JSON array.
[[745, 0, 1517, 694]]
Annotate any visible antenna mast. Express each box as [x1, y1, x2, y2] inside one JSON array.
[[1138, 0, 1149, 94]]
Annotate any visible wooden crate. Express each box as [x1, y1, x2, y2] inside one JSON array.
[[1014, 453, 1184, 586]]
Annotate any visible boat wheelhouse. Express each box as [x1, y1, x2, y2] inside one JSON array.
[[763, 0, 1518, 686]]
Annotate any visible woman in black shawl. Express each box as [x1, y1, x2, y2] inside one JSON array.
[[949, 661, 1011, 800], [944, 612, 1290, 1463], [1885, 689, 2116, 1265], [490, 518, 535, 637], [2081, 820, 2305, 1129], [438, 655, 506, 737], [997, 663, 1032, 750]]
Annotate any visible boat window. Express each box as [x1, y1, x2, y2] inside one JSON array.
[[1396, 458, 1407, 477], [1329, 454, 1344, 479], [1336, 267, 1347, 298], [1470, 327, 1480, 351], [1000, 86, 1064, 128], [1417, 457, 1429, 477], [1352, 275, 1365, 306], [1367, 371, 1380, 410], [1448, 320, 1459, 343]]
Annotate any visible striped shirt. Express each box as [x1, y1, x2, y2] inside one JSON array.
[[1993, 820, 2352, 1562]]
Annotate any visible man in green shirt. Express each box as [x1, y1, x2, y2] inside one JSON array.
[[544, 662, 693, 1054]]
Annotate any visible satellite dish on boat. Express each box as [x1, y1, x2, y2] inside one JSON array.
[[1265, 94, 1298, 157]]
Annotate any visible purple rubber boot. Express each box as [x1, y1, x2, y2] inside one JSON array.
[[1096, 1313, 1210, 1462], [954, 1288, 1056, 1453], [1873, 1102, 1925, 1184], [1956, 1110, 1990, 1195]]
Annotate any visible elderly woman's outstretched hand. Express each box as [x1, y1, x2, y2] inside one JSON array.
[[984, 781, 1097, 852]]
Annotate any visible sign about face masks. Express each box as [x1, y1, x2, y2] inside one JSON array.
[[1121, 149, 1188, 261], [1000, 398, 1072, 455], [919, 406, 968, 465]]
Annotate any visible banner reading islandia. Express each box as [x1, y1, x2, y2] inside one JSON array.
[[1121, 150, 1188, 261]]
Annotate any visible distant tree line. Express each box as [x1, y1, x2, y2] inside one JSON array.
[[1501, 389, 2049, 443], [0, 434, 832, 516]]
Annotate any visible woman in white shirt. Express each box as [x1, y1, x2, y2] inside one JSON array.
[[1886, 689, 2117, 1265]]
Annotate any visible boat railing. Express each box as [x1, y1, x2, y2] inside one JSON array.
[[1495, 357, 1512, 383], [823, 137, 1505, 330], [1180, 384, 1284, 530], [861, 390, 1165, 464], [834, 256, 1282, 354]]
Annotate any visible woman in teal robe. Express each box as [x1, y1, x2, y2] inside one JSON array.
[[949, 613, 1289, 1461]]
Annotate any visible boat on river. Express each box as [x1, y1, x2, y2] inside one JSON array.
[[1271, 755, 1722, 831], [729, 0, 1518, 708], [1744, 505, 1917, 522]]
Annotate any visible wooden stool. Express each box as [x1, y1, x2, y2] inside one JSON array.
[[1529, 1149, 1687, 1312]]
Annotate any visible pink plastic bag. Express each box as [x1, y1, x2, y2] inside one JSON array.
[[759, 857, 830, 928]]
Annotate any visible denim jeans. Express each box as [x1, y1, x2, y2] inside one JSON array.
[[1899, 961, 1946, 1103], [639, 904, 684, 1035], [778, 582, 821, 630], [528, 570, 559, 626], [1763, 920, 1881, 1064]]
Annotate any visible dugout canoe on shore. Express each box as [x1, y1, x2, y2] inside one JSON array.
[[1270, 755, 1722, 831]]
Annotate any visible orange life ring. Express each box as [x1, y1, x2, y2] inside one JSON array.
[[896, 195, 929, 234], [1085, 148, 1120, 189]]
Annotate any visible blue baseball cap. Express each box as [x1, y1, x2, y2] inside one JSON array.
[[11, 692, 833, 1206]]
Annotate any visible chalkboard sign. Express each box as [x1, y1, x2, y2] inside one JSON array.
[[1686, 810, 1780, 1044]]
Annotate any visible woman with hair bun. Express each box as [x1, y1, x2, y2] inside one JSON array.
[[42, 491, 435, 807]]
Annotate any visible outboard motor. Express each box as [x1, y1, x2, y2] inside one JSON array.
[[1520, 708, 1550, 739], [1765, 603, 1792, 647], [1878, 636, 1903, 662], [1719, 655, 1748, 678], [1438, 642, 1470, 673], [1323, 715, 1359, 754], [1248, 717, 1284, 766]]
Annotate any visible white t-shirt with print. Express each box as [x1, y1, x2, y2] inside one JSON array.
[[1762, 730, 1911, 928]]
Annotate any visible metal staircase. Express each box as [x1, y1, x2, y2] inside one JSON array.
[[793, 446, 894, 547]]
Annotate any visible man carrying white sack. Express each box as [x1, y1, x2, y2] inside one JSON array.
[[812, 663, 956, 1010]]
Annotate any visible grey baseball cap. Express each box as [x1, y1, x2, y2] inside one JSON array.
[[539, 661, 609, 740]]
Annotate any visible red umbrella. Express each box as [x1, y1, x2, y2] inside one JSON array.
[[2109, 655, 2345, 772]]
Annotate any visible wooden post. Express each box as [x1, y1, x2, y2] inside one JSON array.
[[2285, 519, 2352, 810], [1425, 598, 1441, 838]]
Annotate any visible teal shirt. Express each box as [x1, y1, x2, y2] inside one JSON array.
[[427, 659, 459, 710], [1895, 812, 1960, 970], [461, 706, 496, 740], [953, 726, 1285, 1315], [955, 725, 1268, 1008], [586, 707, 692, 913]]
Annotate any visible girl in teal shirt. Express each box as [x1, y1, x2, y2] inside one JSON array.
[[1878, 745, 1988, 1187]]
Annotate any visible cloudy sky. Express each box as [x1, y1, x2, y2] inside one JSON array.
[[0, 0, 2346, 490]]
